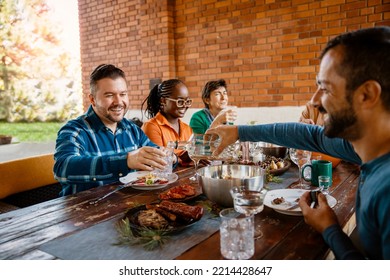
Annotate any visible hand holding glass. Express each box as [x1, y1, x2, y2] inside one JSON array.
[[225, 106, 237, 125]]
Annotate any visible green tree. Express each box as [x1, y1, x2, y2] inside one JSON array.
[[0, 0, 82, 122]]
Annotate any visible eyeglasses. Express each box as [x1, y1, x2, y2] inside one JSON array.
[[165, 97, 193, 108]]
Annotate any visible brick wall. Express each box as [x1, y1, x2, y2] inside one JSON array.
[[78, 0, 389, 111]]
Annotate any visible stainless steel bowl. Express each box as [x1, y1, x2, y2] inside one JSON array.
[[258, 142, 288, 159], [197, 164, 265, 207]]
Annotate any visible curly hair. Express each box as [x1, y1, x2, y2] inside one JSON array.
[[201, 79, 227, 108], [142, 79, 185, 119]]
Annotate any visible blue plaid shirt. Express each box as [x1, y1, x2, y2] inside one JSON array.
[[54, 106, 157, 196]]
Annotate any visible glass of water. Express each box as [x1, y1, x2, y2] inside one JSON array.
[[230, 186, 266, 239], [318, 175, 331, 195], [219, 208, 254, 260], [156, 146, 174, 179]]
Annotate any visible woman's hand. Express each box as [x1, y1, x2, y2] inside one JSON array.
[[210, 109, 237, 128]]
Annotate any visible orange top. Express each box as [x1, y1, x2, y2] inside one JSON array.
[[142, 112, 193, 165], [299, 102, 324, 126]]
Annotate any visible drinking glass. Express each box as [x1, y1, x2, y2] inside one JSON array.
[[289, 148, 312, 189], [156, 146, 173, 178], [318, 175, 331, 195], [225, 106, 237, 125], [230, 186, 267, 239], [187, 133, 220, 175], [219, 208, 254, 260]]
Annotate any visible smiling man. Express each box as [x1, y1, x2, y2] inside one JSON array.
[[207, 26, 390, 259], [54, 64, 166, 196]]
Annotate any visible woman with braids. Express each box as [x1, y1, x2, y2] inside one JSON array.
[[190, 79, 237, 134], [141, 79, 194, 166]]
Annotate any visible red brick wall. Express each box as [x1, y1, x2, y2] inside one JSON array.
[[78, 0, 389, 110]]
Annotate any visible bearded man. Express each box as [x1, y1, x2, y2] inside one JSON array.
[[54, 64, 166, 196], [207, 26, 390, 259]]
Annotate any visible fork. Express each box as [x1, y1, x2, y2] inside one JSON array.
[[89, 184, 127, 205]]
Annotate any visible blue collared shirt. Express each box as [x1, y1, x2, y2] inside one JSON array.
[[54, 106, 157, 196]]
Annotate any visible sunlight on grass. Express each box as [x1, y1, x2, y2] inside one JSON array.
[[0, 122, 64, 142]]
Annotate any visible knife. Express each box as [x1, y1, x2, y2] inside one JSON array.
[[285, 203, 300, 210]]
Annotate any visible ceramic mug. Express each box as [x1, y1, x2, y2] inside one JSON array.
[[302, 160, 332, 187]]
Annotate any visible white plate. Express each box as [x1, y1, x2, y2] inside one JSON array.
[[264, 189, 337, 216], [119, 171, 178, 190]]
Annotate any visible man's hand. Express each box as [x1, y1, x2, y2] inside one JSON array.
[[299, 191, 339, 233], [205, 125, 239, 156], [127, 146, 167, 171]]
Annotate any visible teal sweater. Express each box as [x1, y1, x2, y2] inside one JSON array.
[[189, 109, 214, 134], [239, 123, 390, 259]]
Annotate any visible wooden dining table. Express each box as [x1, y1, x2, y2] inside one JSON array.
[[0, 161, 360, 260]]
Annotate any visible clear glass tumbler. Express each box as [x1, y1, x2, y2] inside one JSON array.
[[318, 175, 331, 195], [219, 208, 254, 260]]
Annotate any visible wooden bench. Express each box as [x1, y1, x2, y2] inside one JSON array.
[[0, 153, 61, 213]]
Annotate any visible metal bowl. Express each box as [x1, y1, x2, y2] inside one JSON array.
[[197, 164, 265, 207], [258, 142, 288, 159]]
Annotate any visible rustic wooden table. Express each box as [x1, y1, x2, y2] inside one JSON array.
[[0, 161, 360, 260]]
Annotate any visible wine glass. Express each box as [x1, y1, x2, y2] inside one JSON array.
[[187, 133, 219, 178], [230, 186, 267, 239], [289, 148, 312, 189]]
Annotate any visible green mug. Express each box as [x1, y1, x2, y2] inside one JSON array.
[[302, 160, 332, 187]]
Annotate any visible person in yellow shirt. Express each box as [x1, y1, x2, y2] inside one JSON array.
[[299, 101, 324, 125], [141, 79, 193, 166], [299, 101, 341, 167]]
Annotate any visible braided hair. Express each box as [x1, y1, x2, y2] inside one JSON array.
[[142, 79, 185, 119]]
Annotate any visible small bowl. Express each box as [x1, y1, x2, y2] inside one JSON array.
[[257, 142, 288, 159], [197, 164, 265, 207], [0, 135, 12, 145]]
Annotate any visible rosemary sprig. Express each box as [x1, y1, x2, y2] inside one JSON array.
[[114, 218, 170, 251], [266, 170, 283, 183], [196, 200, 223, 217]]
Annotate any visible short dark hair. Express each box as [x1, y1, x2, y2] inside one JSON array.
[[89, 64, 126, 96], [201, 79, 227, 108], [321, 26, 390, 110]]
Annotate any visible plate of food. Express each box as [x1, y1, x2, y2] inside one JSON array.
[[119, 171, 178, 190], [264, 189, 337, 216], [122, 200, 204, 234], [158, 184, 202, 201]]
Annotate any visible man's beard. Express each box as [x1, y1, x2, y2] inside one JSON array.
[[323, 105, 359, 140], [96, 104, 127, 124]]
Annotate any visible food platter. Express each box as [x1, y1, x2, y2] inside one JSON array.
[[119, 171, 178, 190], [123, 204, 201, 234], [158, 184, 202, 202], [264, 189, 337, 216]]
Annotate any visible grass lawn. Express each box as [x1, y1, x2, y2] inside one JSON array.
[[0, 121, 64, 142]]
